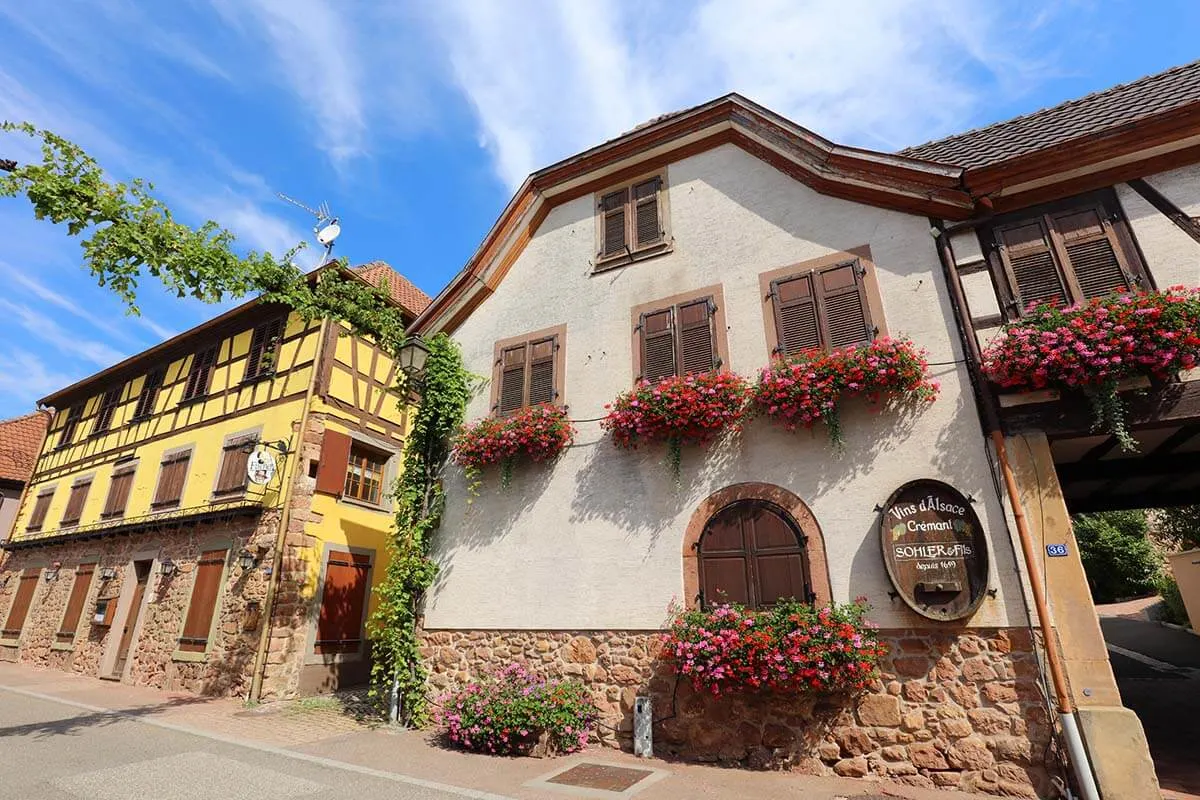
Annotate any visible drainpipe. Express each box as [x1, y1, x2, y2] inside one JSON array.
[[248, 317, 328, 703], [930, 219, 1100, 800]]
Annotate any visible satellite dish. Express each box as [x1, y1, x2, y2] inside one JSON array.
[[247, 449, 278, 486], [316, 220, 341, 246]]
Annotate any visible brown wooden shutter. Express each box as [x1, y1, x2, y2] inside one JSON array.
[[600, 189, 629, 258], [771, 273, 821, 355], [214, 438, 252, 494], [698, 510, 751, 608], [639, 308, 676, 381], [748, 505, 811, 606], [178, 549, 227, 652], [245, 317, 285, 381], [315, 430, 352, 495], [27, 492, 53, 531], [182, 346, 218, 401], [61, 480, 92, 525], [997, 219, 1069, 311], [58, 406, 83, 449], [94, 388, 122, 434], [497, 343, 528, 415], [133, 368, 164, 418], [102, 468, 135, 517], [2, 568, 41, 636], [315, 550, 371, 654], [633, 178, 661, 248], [57, 564, 95, 642], [153, 451, 191, 506], [1052, 206, 1132, 299], [678, 297, 717, 374], [816, 261, 874, 350], [527, 337, 556, 405]]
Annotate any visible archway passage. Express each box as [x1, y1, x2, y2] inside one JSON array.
[[698, 500, 813, 610]]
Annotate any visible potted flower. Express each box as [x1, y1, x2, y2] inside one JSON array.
[[453, 404, 574, 486], [661, 598, 886, 696], [601, 370, 750, 476], [752, 337, 938, 448], [981, 288, 1200, 450]]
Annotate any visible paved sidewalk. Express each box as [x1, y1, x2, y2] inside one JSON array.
[[0, 661, 991, 800]]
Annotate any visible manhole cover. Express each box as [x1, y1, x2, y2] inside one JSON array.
[[547, 763, 655, 792]]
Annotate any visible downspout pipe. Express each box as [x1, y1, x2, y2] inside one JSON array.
[[930, 218, 1100, 800]]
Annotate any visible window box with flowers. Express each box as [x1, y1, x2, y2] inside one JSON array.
[[602, 370, 750, 477], [751, 337, 939, 448], [662, 599, 886, 696], [981, 288, 1200, 450], [453, 404, 574, 487]]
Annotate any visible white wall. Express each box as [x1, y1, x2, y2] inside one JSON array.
[[1116, 165, 1200, 289], [428, 144, 1026, 630]]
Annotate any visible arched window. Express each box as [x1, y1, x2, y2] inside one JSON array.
[[698, 500, 814, 610]]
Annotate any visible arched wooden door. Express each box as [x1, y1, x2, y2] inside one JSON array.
[[698, 500, 813, 609]]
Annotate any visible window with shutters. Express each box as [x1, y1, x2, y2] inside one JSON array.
[[102, 463, 137, 518], [56, 563, 95, 644], [760, 256, 881, 357], [595, 173, 670, 268], [312, 548, 372, 657], [343, 444, 387, 505], [983, 191, 1149, 318], [92, 387, 123, 435], [181, 345, 218, 403], [132, 368, 164, 420], [176, 549, 228, 655], [243, 317, 285, 382], [2, 568, 41, 638], [213, 433, 257, 497], [491, 325, 566, 415], [61, 478, 93, 526], [697, 500, 813, 610], [56, 405, 83, 450], [152, 448, 192, 507], [631, 287, 729, 382], [26, 489, 54, 532]]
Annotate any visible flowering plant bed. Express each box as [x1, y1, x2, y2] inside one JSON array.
[[433, 663, 597, 756], [752, 337, 939, 447], [602, 370, 749, 475], [662, 599, 886, 696], [452, 404, 574, 485], [981, 288, 1200, 449]]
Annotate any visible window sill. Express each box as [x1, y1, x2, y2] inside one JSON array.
[[0, 638, 19, 648], [338, 495, 391, 514], [150, 501, 181, 511], [240, 372, 276, 387], [99, 511, 125, 521], [211, 490, 248, 504], [171, 649, 209, 663], [304, 648, 363, 666], [593, 241, 673, 274], [177, 395, 208, 408], [51, 641, 75, 652]]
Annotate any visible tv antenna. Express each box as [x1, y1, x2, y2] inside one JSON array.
[[277, 192, 342, 265]]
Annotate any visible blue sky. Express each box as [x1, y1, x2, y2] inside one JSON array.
[[0, 1, 1197, 418]]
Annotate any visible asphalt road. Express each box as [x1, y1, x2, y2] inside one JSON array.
[[0, 689, 496, 800]]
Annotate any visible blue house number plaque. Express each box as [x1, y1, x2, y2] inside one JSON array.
[[1046, 543, 1069, 557]]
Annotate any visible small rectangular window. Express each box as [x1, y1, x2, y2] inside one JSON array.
[[343, 444, 387, 505], [181, 346, 218, 402], [596, 175, 666, 266], [767, 260, 875, 356], [315, 550, 371, 654], [132, 368, 164, 419], [177, 549, 227, 653], [244, 317, 285, 382], [56, 564, 95, 643], [214, 437, 254, 495], [493, 330, 562, 415], [153, 451, 191, 507], [102, 465, 136, 518], [56, 406, 83, 450], [637, 296, 717, 381], [93, 387, 122, 435], [61, 479, 92, 526], [26, 491, 54, 532], [2, 568, 41, 637]]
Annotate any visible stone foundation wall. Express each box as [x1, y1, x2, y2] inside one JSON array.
[[422, 627, 1055, 798]]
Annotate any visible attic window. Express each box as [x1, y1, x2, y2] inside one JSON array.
[[595, 173, 670, 269]]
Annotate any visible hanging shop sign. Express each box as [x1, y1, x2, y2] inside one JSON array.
[[879, 479, 989, 621]]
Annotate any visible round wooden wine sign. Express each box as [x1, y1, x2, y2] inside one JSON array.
[[879, 479, 989, 621]]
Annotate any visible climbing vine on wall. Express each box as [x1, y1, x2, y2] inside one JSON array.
[[367, 334, 472, 726]]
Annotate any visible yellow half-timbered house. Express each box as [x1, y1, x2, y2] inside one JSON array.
[[0, 261, 428, 699]]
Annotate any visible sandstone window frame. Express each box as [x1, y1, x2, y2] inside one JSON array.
[[630, 285, 730, 383], [151, 444, 194, 510], [101, 459, 139, 519], [60, 474, 96, 528], [593, 169, 672, 272], [211, 427, 262, 500], [489, 324, 568, 416], [25, 485, 57, 532], [315, 429, 400, 513], [305, 543, 375, 665], [171, 541, 232, 663]]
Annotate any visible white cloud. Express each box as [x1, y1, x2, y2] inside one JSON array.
[[0, 299, 127, 367], [0, 350, 81, 410]]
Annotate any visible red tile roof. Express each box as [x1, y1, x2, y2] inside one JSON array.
[[901, 59, 1200, 168], [0, 410, 50, 484], [353, 261, 432, 318]]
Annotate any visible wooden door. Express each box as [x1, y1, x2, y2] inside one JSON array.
[[112, 561, 151, 678]]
